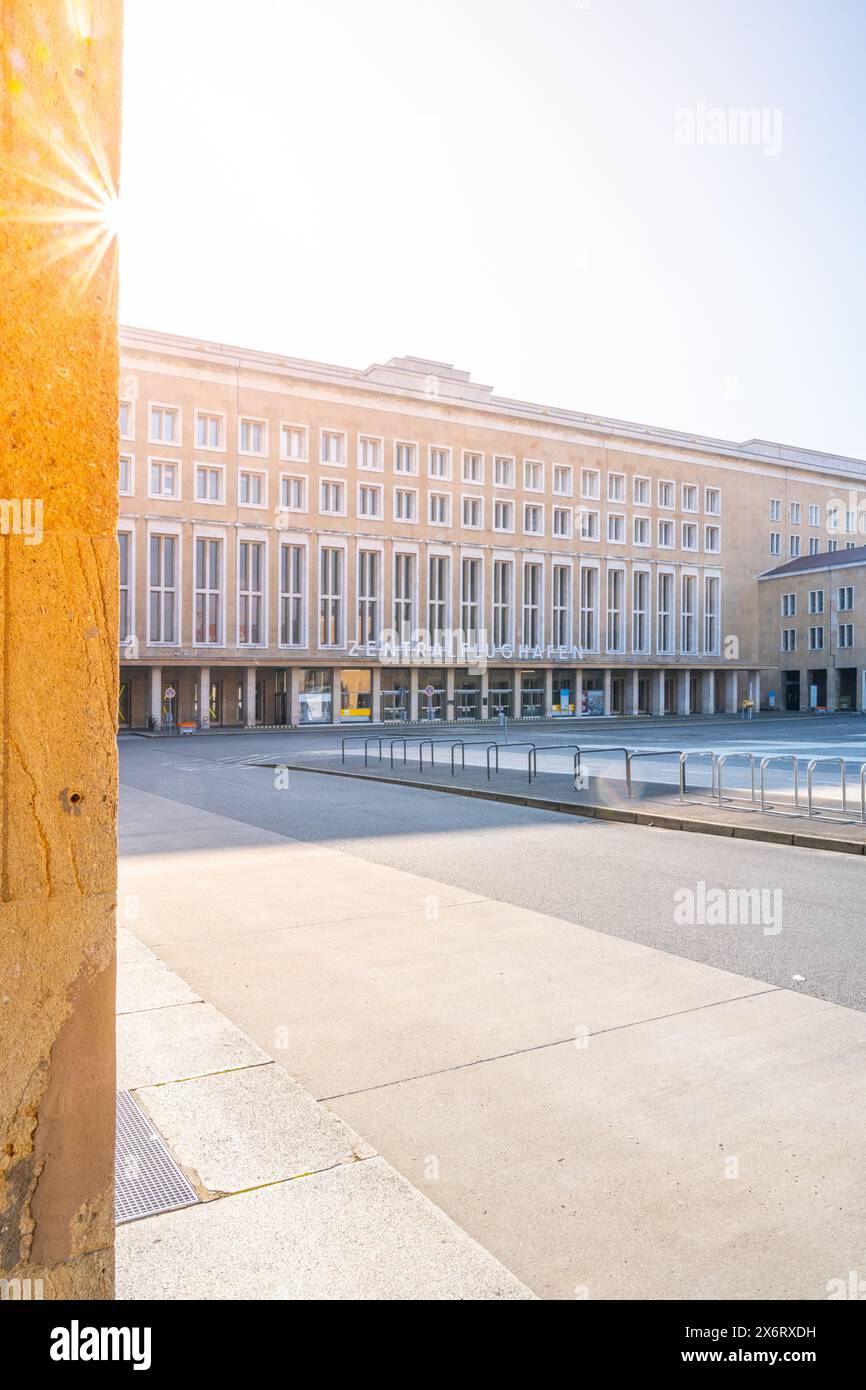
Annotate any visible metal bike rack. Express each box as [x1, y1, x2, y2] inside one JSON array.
[[678, 750, 717, 803], [572, 745, 631, 790], [528, 743, 582, 786], [759, 754, 799, 812], [484, 741, 537, 781], [388, 737, 408, 769], [716, 752, 756, 808], [806, 757, 847, 819], [623, 748, 682, 799]]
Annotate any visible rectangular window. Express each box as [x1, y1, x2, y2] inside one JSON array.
[[607, 512, 625, 543], [658, 518, 674, 548], [704, 524, 721, 553], [119, 400, 133, 439], [809, 537, 820, 555], [358, 436, 382, 471], [195, 464, 223, 503], [494, 455, 515, 488], [395, 487, 418, 522], [461, 557, 481, 642], [393, 552, 415, 640], [781, 628, 796, 652], [280, 475, 307, 511], [551, 564, 570, 645], [579, 566, 598, 653], [809, 626, 824, 650], [492, 559, 512, 647], [789, 500, 801, 524], [524, 459, 544, 492], [704, 575, 720, 654], [462, 451, 483, 484], [149, 534, 177, 643], [789, 534, 801, 558], [239, 418, 266, 455], [682, 484, 698, 512], [769, 532, 781, 555], [320, 430, 345, 466], [681, 573, 697, 654], [238, 540, 264, 645], [606, 568, 624, 652], [358, 483, 382, 519], [681, 521, 698, 551], [429, 446, 451, 479], [194, 537, 222, 644], [119, 454, 134, 496], [633, 476, 650, 507], [553, 464, 573, 497], [838, 586, 854, 611], [809, 589, 824, 614], [320, 479, 345, 514], [279, 544, 305, 646], [657, 571, 674, 654], [705, 487, 721, 516], [196, 412, 223, 450], [770, 499, 781, 522], [239, 469, 266, 506], [633, 514, 650, 546], [281, 424, 307, 461], [319, 547, 344, 646], [581, 468, 600, 500], [357, 550, 380, 643], [462, 495, 483, 529], [632, 569, 650, 654], [429, 492, 451, 525], [781, 593, 796, 617], [149, 459, 179, 499], [118, 532, 132, 642], [149, 404, 179, 444], [607, 473, 625, 503], [524, 503, 543, 535], [580, 508, 599, 541], [428, 554, 449, 642], [552, 506, 572, 539], [808, 503, 820, 527], [839, 623, 854, 648], [522, 562, 541, 646], [493, 498, 514, 532], [395, 441, 417, 474], [658, 480, 675, 509]]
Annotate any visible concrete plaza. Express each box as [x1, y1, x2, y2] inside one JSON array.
[[116, 722, 866, 1299]]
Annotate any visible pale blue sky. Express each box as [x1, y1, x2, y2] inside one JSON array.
[[120, 0, 866, 457]]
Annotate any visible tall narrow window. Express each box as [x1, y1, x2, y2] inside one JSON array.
[[319, 547, 343, 646], [461, 558, 481, 643], [681, 573, 697, 654], [279, 545, 305, 646], [238, 541, 264, 645], [522, 562, 541, 647], [704, 575, 720, 654], [492, 560, 512, 647], [194, 537, 222, 644], [119, 532, 131, 642], [606, 568, 624, 652], [657, 572, 674, 654], [149, 534, 177, 643], [358, 550, 380, 642], [394, 552, 415, 641], [551, 564, 570, 646], [632, 569, 649, 654], [579, 567, 598, 653], [428, 555, 449, 643]]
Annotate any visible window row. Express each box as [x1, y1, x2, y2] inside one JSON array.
[[770, 498, 865, 534], [781, 625, 854, 652], [780, 586, 853, 617], [120, 533, 721, 657]]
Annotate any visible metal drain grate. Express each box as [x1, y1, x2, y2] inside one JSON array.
[[115, 1091, 199, 1224]]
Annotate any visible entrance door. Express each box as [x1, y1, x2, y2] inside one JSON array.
[[340, 669, 373, 721], [783, 670, 800, 712], [489, 682, 512, 717], [274, 671, 288, 726], [520, 675, 544, 717], [611, 677, 624, 715], [209, 681, 223, 726]]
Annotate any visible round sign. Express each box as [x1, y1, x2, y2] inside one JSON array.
[[423, 685, 435, 697], [164, 686, 176, 699]]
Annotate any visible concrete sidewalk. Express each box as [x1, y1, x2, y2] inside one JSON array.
[[115, 927, 534, 1299], [118, 784, 866, 1300]]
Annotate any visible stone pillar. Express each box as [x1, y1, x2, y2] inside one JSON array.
[[149, 666, 163, 729], [199, 667, 210, 730], [244, 666, 257, 728], [371, 667, 382, 723], [543, 668, 554, 717], [409, 667, 420, 721], [678, 669, 691, 715], [702, 670, 716, 714], [603, 668, 612, 716], [626, 669, 639, 715], [479, 667, 489, 721], [0, 0, 122, 1301], [726, 669, 739, 714], [574, 670, 584, 717], [750, 671, 762, 713], [445, 667, 455, 721], [290, 668, 302, 726], [653, 670, 665, 716], [826, 668, 837, 712]]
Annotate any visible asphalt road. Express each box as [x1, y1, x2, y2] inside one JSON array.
[[119, 719, 866, 1012]]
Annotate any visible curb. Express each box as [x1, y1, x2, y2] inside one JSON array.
[[260, 763, 866, 857]]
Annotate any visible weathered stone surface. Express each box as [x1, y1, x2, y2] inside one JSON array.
[[0, 0, 122, 1299]]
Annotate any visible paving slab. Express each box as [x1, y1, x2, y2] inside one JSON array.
[[333, 988, 866, 1301], [116, 1156, 535, 1300], [117, 927, 201, 1014], [117, 1000, 270, 1090], [134, 1064, 375, 1194]]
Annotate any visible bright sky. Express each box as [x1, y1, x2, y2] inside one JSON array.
[[119, 0, 866, 458]]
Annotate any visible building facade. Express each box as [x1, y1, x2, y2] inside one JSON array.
[[759, 546, 866, 712], [117, 327, 866, 727]]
